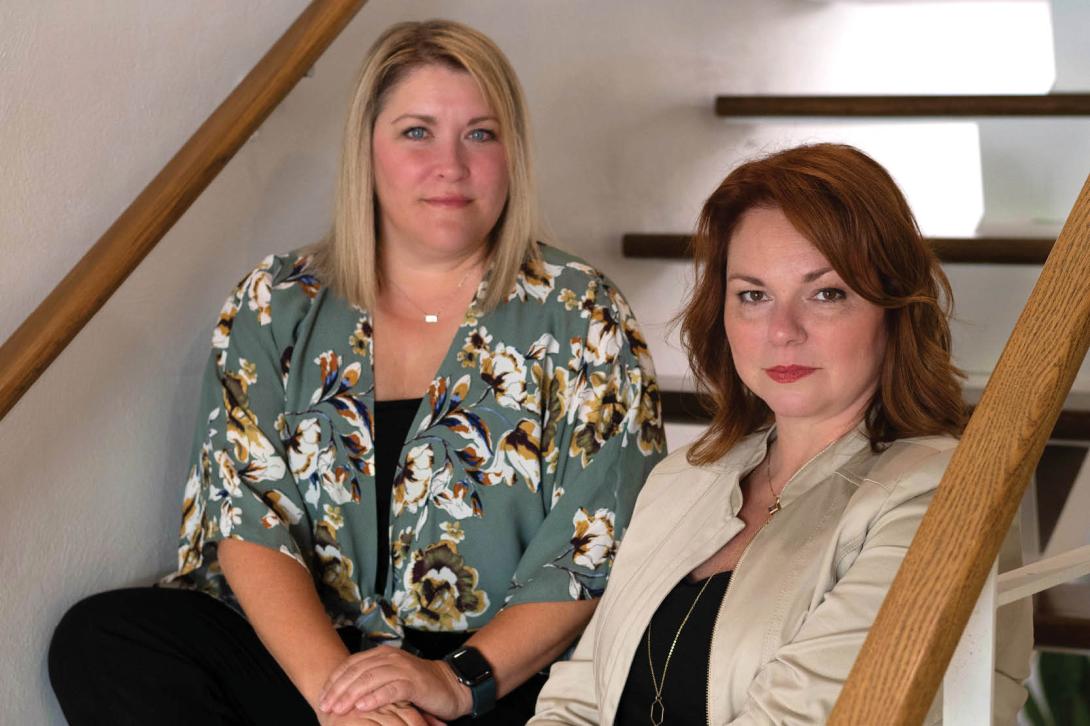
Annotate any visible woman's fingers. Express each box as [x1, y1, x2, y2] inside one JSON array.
[[319, 648, 463, 720], [321, 647, 392, 707], [328, 665, 403, 714], [353, 681, 410, 713], [360, 702, 431, 726]]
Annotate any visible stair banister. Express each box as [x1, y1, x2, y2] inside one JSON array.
[[829, 171, 1090, 724], [0, 0, 367, 422]]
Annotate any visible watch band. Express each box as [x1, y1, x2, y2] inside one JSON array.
[[468, 668, 497, 717], [444, 646, 497, 718]]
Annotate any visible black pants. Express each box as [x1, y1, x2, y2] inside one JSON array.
[[49, 587, 544, 725]]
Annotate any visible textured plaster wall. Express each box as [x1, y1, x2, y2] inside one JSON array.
[[0, 0, 1077, 721]]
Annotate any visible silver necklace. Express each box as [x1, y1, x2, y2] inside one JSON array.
[[386, 268, 474, 324]]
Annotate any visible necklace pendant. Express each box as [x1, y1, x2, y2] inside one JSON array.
[[423, 313, 439, 324], [650, 696, 665, 726], [768, 498, 781, 516]]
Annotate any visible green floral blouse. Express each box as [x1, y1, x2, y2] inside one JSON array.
[[163, 243, 665, 641]]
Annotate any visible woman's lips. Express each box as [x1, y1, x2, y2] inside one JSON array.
[[424, 196, 471, 208], [765, 365, 818, 383]]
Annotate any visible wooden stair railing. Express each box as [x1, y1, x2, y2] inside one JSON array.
[[715, 94, 1090, 117], [623, 234, 1056, 265], [830, 173, 1090, 723], [0, 0, 367, 423]]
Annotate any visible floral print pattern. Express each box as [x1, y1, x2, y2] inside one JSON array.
[[164, 244, 664, 641]]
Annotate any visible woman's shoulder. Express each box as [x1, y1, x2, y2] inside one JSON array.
[[212, 250, 327, 348], [527, 243, 624, 296], [844, 434, 959, 499], [638, 433, 764, 495]]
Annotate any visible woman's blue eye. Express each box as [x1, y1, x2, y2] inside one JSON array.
[[403, 127, 428, 140], [815, 287, 847, 302], [467, 128, 497, 142]]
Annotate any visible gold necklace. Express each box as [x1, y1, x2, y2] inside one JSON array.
[[385, 269, 474, 324], [765, 447, 781, 517], [645, 572, 719, 726]]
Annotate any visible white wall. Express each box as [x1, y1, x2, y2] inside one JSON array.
[[0, 0, 1079, 720]]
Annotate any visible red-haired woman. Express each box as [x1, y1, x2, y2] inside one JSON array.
[[530, 143, 1032, 725]]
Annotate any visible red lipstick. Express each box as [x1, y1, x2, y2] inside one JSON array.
[[765, 365, 818, 383]]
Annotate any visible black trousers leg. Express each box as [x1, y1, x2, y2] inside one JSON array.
[[49, 587, 318, 726]]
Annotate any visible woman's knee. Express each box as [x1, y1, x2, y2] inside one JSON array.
[[48, 588, 154, 691]]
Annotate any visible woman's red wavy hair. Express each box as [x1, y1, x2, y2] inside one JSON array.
[[681, 143, 966, 464]]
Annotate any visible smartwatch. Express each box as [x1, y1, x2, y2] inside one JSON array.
[[443, 646, 497, 718]]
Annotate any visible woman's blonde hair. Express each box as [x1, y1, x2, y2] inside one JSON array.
[[311, 19, 545, 311]]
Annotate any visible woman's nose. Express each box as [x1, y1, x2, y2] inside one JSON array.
[[768, 302, 805, 345], [434, 139, 469, 180]]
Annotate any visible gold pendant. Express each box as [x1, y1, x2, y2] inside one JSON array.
[[650, 696, 665, 726], [768, 498, 781, 516], [424, 314, 439, 324]]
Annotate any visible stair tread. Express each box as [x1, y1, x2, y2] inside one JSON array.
[[623, 233, 1055, 265], [714, 94, 1090, 118]]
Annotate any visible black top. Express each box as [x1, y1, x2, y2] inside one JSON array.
[[615, 571, 733, 726], [357, 398, 549, 726], [373, 397, 422, 595]]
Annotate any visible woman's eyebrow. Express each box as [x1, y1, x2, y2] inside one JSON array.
[[387, 114, 498, 126], [389, 113, 436, 125], [727, 267, 834, 285], [802, 267, 833, 282]]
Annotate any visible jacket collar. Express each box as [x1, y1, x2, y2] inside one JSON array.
[[708, 423, 872, 514]]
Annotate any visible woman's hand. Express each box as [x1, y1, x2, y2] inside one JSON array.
[[318, 646, 471, 720], [319, 701, 445, 726]]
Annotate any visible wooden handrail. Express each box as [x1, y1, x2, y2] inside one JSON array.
[[830, 173, 1090, 723], [715, 94, 1090, 117], [623, 233, 1055, 265], [0, 0, 367, 422]]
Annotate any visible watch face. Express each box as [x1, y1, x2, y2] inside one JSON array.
[[448, 647, 492, 686]]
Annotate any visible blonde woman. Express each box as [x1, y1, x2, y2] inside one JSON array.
[[50, 20, 664, 726]]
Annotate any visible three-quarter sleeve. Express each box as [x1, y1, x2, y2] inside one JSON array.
[[504, 272, 665, 607], [172, 255, 314, 586]]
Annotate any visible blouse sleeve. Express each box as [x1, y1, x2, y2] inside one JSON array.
[[172, 255, 315, 583], [503, 273, 666, 608]]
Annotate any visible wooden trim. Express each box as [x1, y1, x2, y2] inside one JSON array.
[[623, 233, 1055, 265], [830, 172, 1090, 723], [0, 0, 368, 422], [715, 94, 1090, 117], [662, 390, 1090, 440]]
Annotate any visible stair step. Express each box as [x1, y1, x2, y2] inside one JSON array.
[[714, 94, 1090, 118], [1034, 583, 1090, 651], [661, 391, 1090, 440], [623, 234, 1055, 265]]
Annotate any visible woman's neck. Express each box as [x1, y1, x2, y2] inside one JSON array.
[[770, 413, 864, 478], [379, 239, 489, 289]]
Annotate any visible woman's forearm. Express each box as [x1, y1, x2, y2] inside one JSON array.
[[218, 538, 350, 709], [465, 598, 598, 698]]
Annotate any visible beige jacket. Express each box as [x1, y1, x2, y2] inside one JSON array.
[[531, 428, 1032, 725]]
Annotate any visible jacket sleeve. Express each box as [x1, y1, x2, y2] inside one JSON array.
[[728, 449, 1030, 725], [503, 275, 666, 607], [527, 602, 603, 725]]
